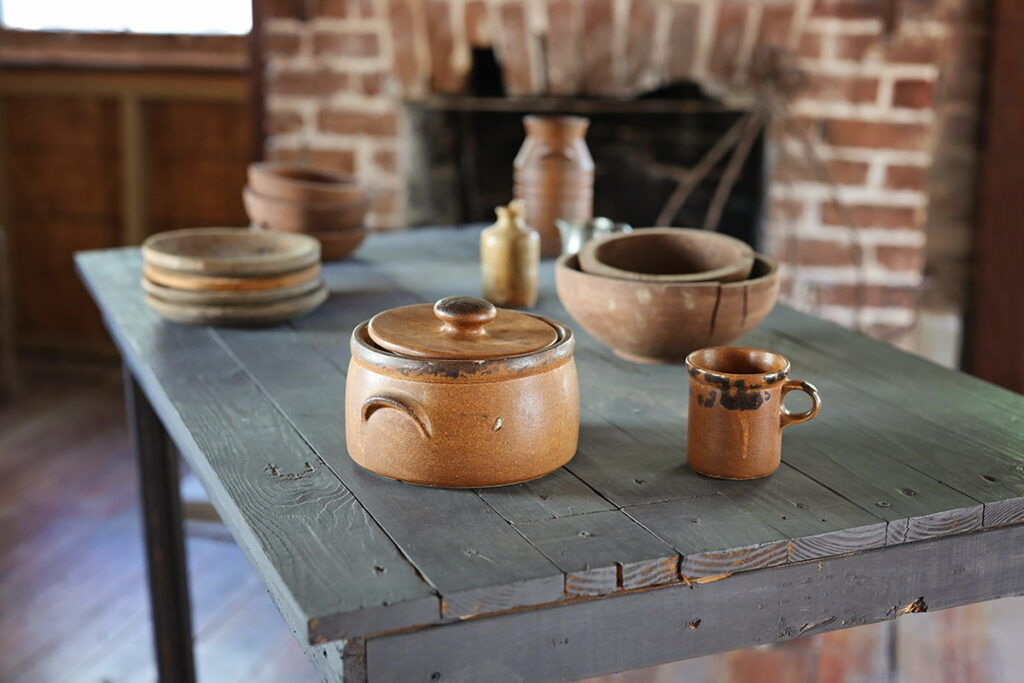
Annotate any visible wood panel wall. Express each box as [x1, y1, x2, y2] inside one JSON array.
[[0, 69, 251, 355]]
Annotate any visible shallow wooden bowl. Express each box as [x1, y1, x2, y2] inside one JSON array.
[[248, 161, 366, 204], [556, 253, 779, 364], [143, 262, 320, 292], [145, 283, 328, 326], [578, 227, 754, 283], [311, 228, 369, 261], [142, 275, 323, 305], [243, 187, 370, 233], [142, 227, 319, 276]]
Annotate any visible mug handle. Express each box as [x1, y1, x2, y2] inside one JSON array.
[[361, 393, 433, 439], [780, 380, 822, 429]]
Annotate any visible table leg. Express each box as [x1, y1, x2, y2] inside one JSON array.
[[124, 368, 197, 683]]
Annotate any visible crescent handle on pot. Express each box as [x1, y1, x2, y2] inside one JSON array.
[[361, 393, 433, 439], [780, 380, 822, 429]]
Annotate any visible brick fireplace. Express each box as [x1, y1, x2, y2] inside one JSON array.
[[261, 0, 985, 346]]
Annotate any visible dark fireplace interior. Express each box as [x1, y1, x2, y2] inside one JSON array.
[[403, 49, 766, 250]]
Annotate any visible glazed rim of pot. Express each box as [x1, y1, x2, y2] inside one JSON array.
[[142, 228, 321, 276], [579, 227, 754, 283], [558, 251, 778, 288]]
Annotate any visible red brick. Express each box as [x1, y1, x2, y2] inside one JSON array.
[[318, 110, 399, 136], [312, 31, 380, 57], [267, 31, 301, 56], [267, 0, 307, 19], [782, 159, 871, 186], [875, 245, 924, 270], [582, 0, 617, 95], [315, 0, 374, 18], [309, 149, 356, 175], [360, 72, 386, 96], [758, 3, 795, 45], [884, 164, 927, 190], [426, 0, 466, 94], [373, 149, 397, 173], [797, 33, 822, 59], [665, 2, 701, 84], [821, 202, 921, 228], [835, 34, 878, 61], [892, 79, 935, 108], [387, 0, 427, 93], [266, 108, 304, 135], [823, 119, 931, 150], [812, 0, 885, 19], [497, 1, 534, 95], [269, 68, 349, 96], [883, 35, 940, 64], [546, 0, 583, 95], [465, 0, 490, 47], [804, 75, 879, 104], [792, 239, 858, 267], [814, 284, 919, 308], [708, 0, 750, 81]]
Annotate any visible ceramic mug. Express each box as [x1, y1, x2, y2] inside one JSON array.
[[685, 346, 821, 479]]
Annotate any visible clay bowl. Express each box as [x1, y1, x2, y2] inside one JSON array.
[[555, 252, 780, 364], [243, 187, 370, 234], [247, 161, 366, 205], [142, 227, 319, 276], [310, 228, 369, 261], [578, 227, 754, 284]]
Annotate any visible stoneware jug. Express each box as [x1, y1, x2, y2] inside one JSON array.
[[685, 346, 821, 479], [513, 115, 594, 257]]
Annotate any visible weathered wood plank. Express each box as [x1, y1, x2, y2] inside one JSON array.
[[514, 510, 679, 595], [625, 494, 789, 578], [365, 523, 1024, 682], [76, 249, 440, 642]]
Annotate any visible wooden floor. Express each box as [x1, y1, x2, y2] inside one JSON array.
[[1, 360, 1021, 683]]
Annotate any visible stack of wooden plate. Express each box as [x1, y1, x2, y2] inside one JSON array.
[[243, 162, 370, 261], [141, 228, 328, 326]]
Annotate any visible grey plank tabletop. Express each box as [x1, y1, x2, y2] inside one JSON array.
[[77, 226, 1024, 682]]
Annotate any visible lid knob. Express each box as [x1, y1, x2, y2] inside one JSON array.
[[433, 296, 497, 336]]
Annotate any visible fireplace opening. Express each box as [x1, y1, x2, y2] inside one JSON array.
[[403, 55, 765, 251]]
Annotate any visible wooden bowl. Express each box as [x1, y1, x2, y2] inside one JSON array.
[[145, 283, 328, 327], [310, 228, 369, 261], [247, 161, 366, 204], [578, 227, 754, 283], [555, 253, 779, 364], [243, 187, 370, 233], [142, 227, 319, 276]]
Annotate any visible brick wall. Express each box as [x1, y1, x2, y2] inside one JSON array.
[[261, 0, 985, 343]]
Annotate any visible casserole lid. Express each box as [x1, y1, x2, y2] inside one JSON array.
[[367, 296, 558, 360]]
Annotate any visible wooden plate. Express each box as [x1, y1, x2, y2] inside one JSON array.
[[145, 284, 328, 326], [141, 276, 323, 305], [143, 262, 320, 292], [142, 228, 320, 276]]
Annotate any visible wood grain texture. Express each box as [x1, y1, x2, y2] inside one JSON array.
[[77, 249, 439, 643], [365, 524, 1024, 682]]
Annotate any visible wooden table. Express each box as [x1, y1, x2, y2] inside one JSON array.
[[77, 227, 1024, 683]]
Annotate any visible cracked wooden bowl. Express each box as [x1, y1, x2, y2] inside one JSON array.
[[556, 252, 779, 364]]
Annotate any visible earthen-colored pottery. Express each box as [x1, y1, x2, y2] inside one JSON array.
[[143, 262, 320, 292], [142, 227, 320, 276], [243, 187, 370, 233], [513, 115, 594, 258], [345, 296, 579, 488], [480, 200, 540, 308], [247, 161, 366, 205], [310, 228, 369, 261], [555, 253, 780, 364], [685, 346, 821, 479], [578, 227, 754, 283], [141, 275, 323, 305], [144, 283, 328, 326]]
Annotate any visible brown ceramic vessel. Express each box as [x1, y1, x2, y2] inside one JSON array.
[[243, 187, 370, 233], [513, 115, 594, 258], [309, 228, 369, 262], [247, 161, 366, 204], [142, 227, 320, 276], [685, 346, 821, 479], [345, 296, 579, 488], [555, 253, 780, 364], [578, 228, 754, 283]]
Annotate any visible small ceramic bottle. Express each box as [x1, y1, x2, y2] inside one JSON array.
[[480, 200, 540, 308]]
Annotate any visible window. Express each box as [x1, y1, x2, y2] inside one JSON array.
[[0, 0, 252, 35]]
